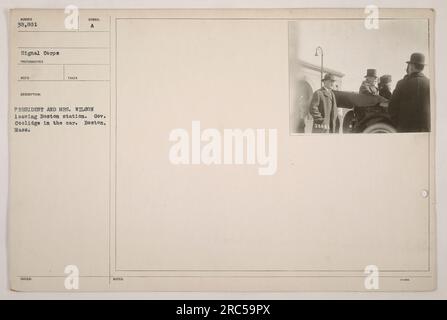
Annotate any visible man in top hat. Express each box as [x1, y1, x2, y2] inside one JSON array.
[[389, 53, 430, 132], [309, 73, 338, 133], [378, 74, 393, 99], [359, 69, 379, 95]]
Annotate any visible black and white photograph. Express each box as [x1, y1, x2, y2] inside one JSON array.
[[289, 19, 431, 134]]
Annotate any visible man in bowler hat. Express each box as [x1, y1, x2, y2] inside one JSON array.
[[309, 73, 338, 133], [359, 69, 379, 95], [389, 53, 430, 132]]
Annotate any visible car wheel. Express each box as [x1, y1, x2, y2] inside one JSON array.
[[362, 122, 396, 133]]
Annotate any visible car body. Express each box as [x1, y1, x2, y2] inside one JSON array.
[[333, 91, 396, 133]]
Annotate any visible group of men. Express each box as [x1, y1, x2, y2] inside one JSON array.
[[359, 69, 392, 99], [308, 52, 431, 133]]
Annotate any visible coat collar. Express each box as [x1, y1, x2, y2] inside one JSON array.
[[361, 80, 376, 87], [409, 71, 426, 78], [319, 87, 333, 97]]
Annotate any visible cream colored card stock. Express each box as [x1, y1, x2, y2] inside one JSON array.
[[8, 8, 436, 291]]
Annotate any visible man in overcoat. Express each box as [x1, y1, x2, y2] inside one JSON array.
[[309, 73, 338, 133], [389, 53, 430, 132]]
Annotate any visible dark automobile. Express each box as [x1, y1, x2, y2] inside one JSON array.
[[333, 91, 396, 133]]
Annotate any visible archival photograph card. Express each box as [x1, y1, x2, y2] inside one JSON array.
[[8, 8, 436, 291]]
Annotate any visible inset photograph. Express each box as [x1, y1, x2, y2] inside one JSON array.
[[289, 19, 431, 134]]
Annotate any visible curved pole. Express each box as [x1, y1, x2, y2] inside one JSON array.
[[315, 46, 324, 88]]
